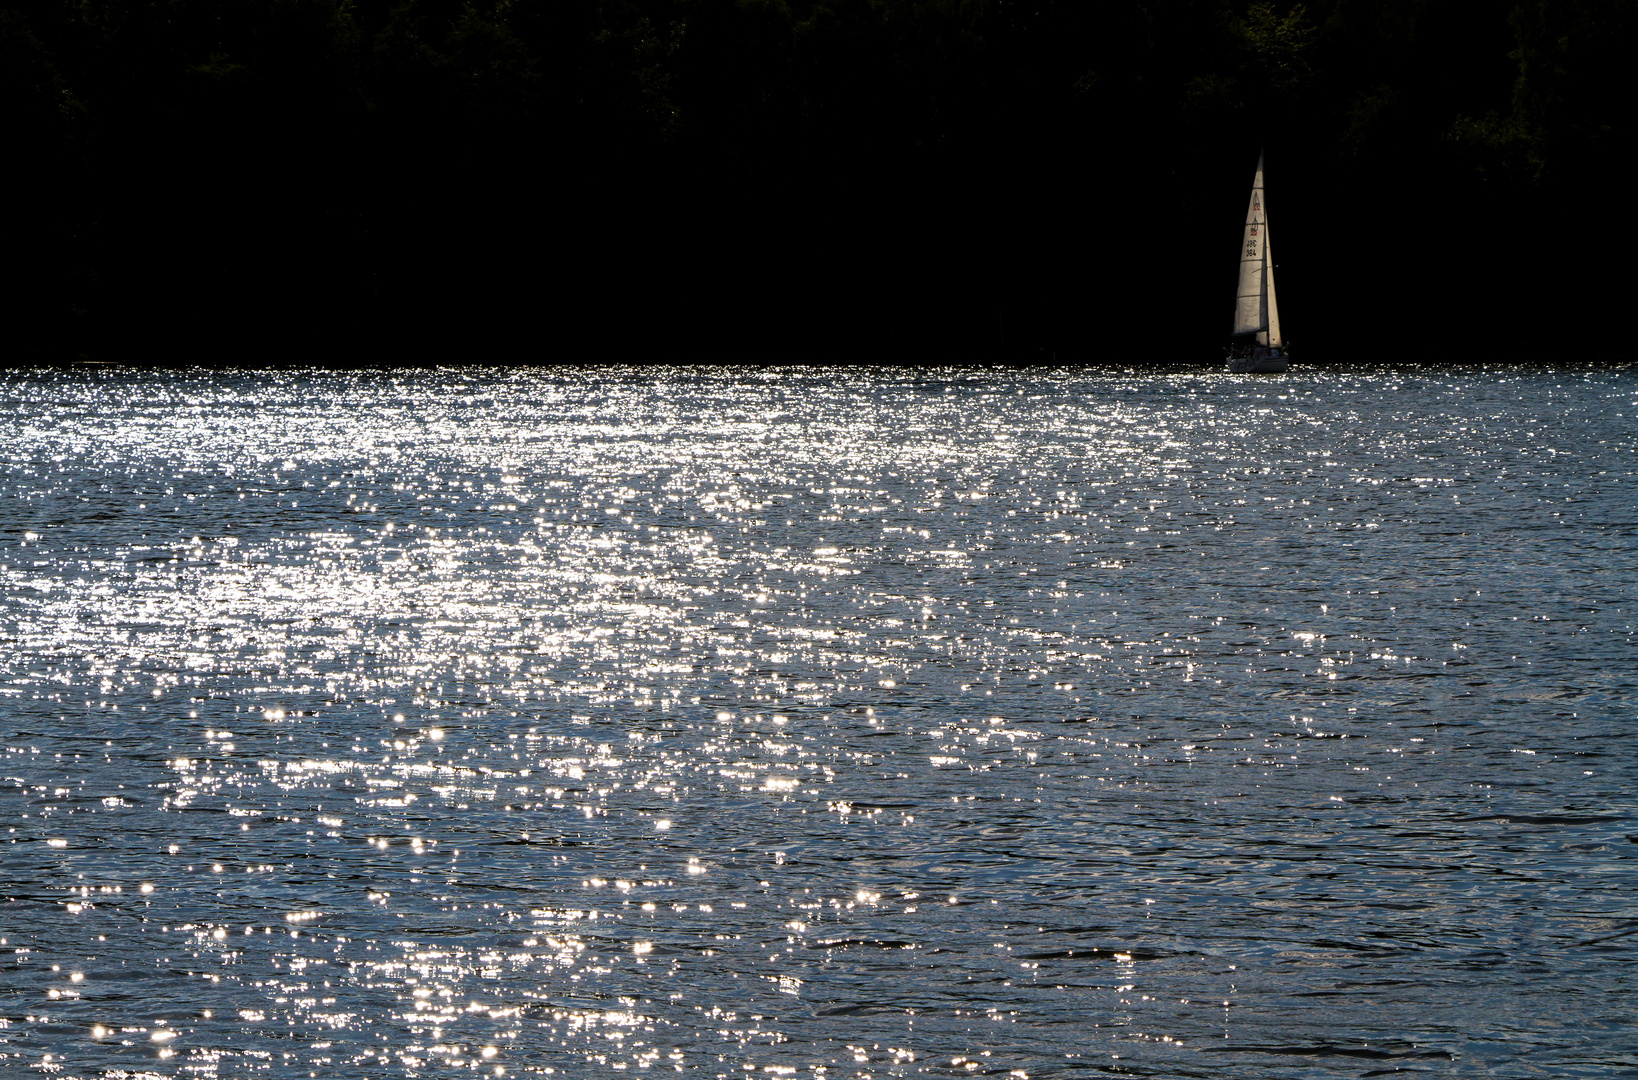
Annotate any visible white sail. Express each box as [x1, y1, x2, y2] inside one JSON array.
[[1233, 152, 1270, 339], [1264, 226, 1281, 347]]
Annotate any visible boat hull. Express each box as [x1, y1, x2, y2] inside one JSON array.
[[1227, 356, 1288, 373]]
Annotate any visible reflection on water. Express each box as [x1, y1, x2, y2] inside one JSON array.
[[1, 366, 1634, 1079]]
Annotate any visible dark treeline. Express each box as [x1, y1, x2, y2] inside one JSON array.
[[4, 0, 1632, 361]]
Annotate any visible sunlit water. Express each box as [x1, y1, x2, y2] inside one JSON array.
[[2, 366, 1634, 1079]]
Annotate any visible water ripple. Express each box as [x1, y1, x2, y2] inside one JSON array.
[[0, 365, 1633, 1078]]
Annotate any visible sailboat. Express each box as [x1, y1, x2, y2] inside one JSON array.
[[1227, 152, 1289, 373]]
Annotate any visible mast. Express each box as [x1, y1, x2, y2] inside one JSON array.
[[1233, 152, 1271, 342]]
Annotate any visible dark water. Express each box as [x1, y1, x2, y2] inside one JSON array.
[[2, 366, 1634, 1080]]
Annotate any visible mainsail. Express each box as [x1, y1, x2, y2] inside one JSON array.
[[1232, 152, 1281, 347]]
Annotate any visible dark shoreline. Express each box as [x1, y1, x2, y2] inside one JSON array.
[[7, 0, 1631, 367]]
